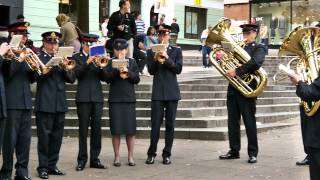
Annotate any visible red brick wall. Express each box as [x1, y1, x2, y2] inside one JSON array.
[[224, 3, 250, 21]]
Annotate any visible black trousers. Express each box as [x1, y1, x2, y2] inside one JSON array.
[[299, 106, 309, 156], [36, 112, 65, 171], [309, 147, 320, 180], [0, 119, 5, 154], [227, 94, 258, 157], [76, 102, 103, 164], [147, 100, 178, 158], [0, 110, 31, 177], [133, 49, 147, 73]]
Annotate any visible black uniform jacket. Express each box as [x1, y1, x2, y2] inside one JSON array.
[[35, 51, 76, 113], [228, 41, 267, 96], [147, 45, 182, 101], [73, 52, 106, 103], [297, 77, 320, 148], [103, 58, 140, 103], [0, 56, 6, 118], [2, 59, 36, 110], [107, 10, 137, 40]]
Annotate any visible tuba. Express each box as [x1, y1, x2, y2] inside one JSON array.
[[206, 19, 268, 98], [277, 26, 320, 116]]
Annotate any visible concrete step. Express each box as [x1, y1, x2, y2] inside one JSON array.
[[64, 83, 296, 92], [32, 96, 299, 108], [31, 121, 296, 140], [59, 90, 298, 99], [60, 103, 299, 118], [31, 111, 299, 129]]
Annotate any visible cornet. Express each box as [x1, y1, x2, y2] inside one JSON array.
[[89, 53, 110, 69], [60, 57, 76, 71]]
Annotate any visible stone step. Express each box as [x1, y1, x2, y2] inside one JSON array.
[[64, 83, 296, 92], [59, 103, 299, 118], [30, 121, 296, 140], [59, 90, 298, 99], [32, 96, 299, 108], [31, 111, 299, 128]]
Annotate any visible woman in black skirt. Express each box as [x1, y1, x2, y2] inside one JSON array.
[[103, 38, 140, 166]]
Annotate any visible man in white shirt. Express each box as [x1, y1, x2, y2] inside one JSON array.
[[101, 16, 109, 39], [200, 25, 212, 68]]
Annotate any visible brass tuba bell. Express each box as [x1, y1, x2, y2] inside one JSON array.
[[278, 26, 320, 116], [206, 18, 268, 98]]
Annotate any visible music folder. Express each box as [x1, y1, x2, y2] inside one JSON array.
[[89, 44, 106, 56]]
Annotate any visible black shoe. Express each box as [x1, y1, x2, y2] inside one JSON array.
[[219, 151, 240, 160], [248, 156, 257, 163], [76, 163, 85, 171], [37, 170, 48, 179], [128, 161, 136, 166], [90, 161, 106, 169], [14, 175, 31, 180], [162, 157, 171, 165], [296, 156, 309, 166], [1, 174, 12, 180], [48, 168, 65, 176], [146, 156, 155, 164]]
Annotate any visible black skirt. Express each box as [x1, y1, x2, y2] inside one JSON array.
[[109, 102, 136, 135]]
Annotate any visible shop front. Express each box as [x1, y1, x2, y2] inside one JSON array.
[[251, 0, 320, 47]]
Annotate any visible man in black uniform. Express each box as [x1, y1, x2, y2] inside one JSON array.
[[107, 0, 136, 58], [0, 22, 36, 180], [73, 33, 106, 171], [289, 73, 320, 180], [219, 24, 267, 164], [145, 25, 183, 165], [35, 31, 76, 179], [296, 106, 310, 166], [0, 43, 9, 156]]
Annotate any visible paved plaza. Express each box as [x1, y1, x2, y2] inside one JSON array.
[[8, 122, 308, 180]]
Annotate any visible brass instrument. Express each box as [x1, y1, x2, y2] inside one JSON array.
[[3, 46, 47, 75], [60, 57, 76, 71], [206, 18, 268, 98], [277, 26, 320, 116], [91, 53, 110, 69]]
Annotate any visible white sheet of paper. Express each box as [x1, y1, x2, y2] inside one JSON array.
[[150, 44, 166, 52], [221, 41, 234, 52], [55, 47, 74, 58], [9, 35, 23, 48], [46, 57, 62, 67], [278, 64, 295, 77], [112, 59, 129, 69]]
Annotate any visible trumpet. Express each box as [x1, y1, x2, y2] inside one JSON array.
[[3, 45, 26, 62], [90, 53, 110, 69], [60, 57, 76, 71]]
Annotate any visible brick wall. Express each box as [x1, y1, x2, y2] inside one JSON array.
[[224, 3, 249, 21]]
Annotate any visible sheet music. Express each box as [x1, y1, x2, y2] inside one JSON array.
[[55, 47, 74, 58], [9, 35, 23, 48], [112, 59, 129, 69], [278, 64, 295, 77], [150, 44, 166, 52], [46, 57, 62, 67]]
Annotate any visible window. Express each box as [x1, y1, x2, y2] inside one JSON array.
[[185, 6, 207, 39]]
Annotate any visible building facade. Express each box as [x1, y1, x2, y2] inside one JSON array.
[[109, 0, 224, 48]]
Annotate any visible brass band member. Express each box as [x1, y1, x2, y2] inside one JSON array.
[[73, 34, 106, 171], [219, 24, 267, 163], [0, 22, 36, 180], [35, 32, 76, 179], [104, 38, 140, 167], [289, 72, 320, 180], [146, 25, 183, 165]]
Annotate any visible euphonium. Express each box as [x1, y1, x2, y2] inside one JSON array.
[[206, 18, 268, 98], [278, 26, 320, 116]]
